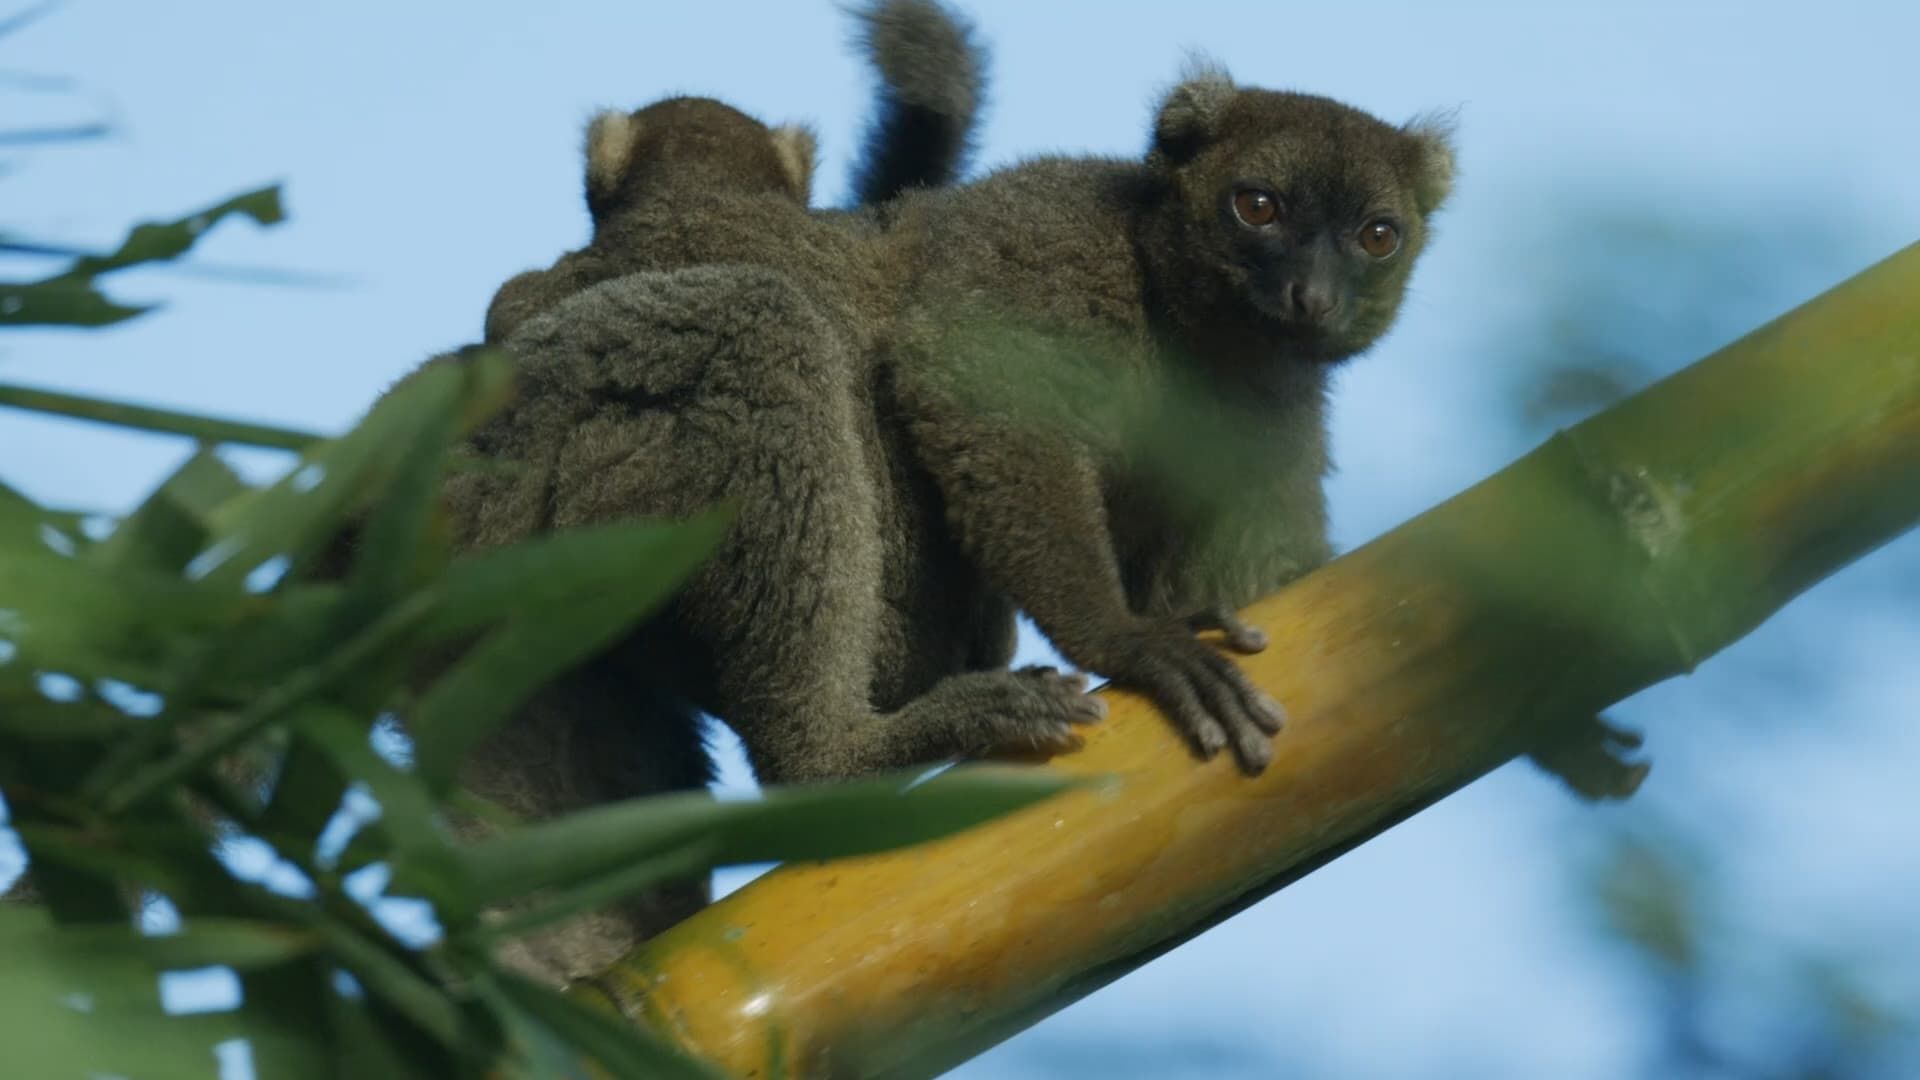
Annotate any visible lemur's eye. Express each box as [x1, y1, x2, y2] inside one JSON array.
[[1360, 219, 1401, 258], [1232, 188, 1280, 227]]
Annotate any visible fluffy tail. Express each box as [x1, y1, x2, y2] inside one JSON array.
[[846, 0, 988, 206]]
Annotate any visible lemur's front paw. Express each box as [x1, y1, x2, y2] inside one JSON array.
[[1099, 620, 1284, 774]]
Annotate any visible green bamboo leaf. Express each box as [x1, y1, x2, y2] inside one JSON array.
[[0, 381, 325, 449], [93, 592, 435, 815], [336, 363, 458, 620], [53, 184, 286, 282], [91, 449, 244, 573], [0, 699, 138, 741], [487, 969, 724, 1080], [451, 766, 1079, 909], [291, 705, 466, 906], [0, 532, 236, 680], [311, 920, 471, 1051], [0, 907, 269, 1078], [0, 279, 150, 327], [4, 852, 130, 925], [253, 736, 360, 872], [199, 349, 511, 593], [408, 512, 728, 791], [0, 478, 84, 553], [193, 583, 347, 701], [14, 822, 225, 903], [418, 510, 727, 644], [325, 982, 453, 1079], [49, 917, 320, 972], [475, 842, 713, 943]]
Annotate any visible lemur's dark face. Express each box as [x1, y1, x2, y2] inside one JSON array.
[[1151, 84, 1453, 363]]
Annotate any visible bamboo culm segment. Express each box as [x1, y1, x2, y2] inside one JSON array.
[[577, 240, 1920, 1079]]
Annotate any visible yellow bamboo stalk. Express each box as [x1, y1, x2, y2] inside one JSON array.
[[579, 240, 1920, 1079]]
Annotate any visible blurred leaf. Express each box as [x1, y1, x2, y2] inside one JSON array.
[[336, 361, 458, 622], [0, 906, 276, 1076], [0, 530, 237, 680], [408, 511, 730, 792], [0, 279, 148, 326], [310, 919, 472, 1053], [52, 184, 285, 282], [0, 477, 47, 544], [194, 583, 346, 701], [487, 970, 723, 1080], [200, 349, 507, 590], [0, 381, 323, 449], [6, 851, 128, 925], [48, 917, 320, 971], [0, 698, 138, 741], [1593, 833, 1700, 975], [450, 766, 1078, 915], [293, 705, 466, 908], [0, 186, 284, 329], [93, 592, 435, 814], [418, 511, 724, 644], [91, 449, 243, 572], [16, 822, 225, 902], [324, 980, 449, 1080]]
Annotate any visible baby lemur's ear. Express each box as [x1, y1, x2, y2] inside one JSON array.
[[768, 123, 818, 203], [1401, 110, 1458, 216], [1151, 56, 1236, 165], [584, 108, 642, 214]]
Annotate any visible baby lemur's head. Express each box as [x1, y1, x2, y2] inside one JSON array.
[[582, 96, 819, 224], [1142, 63, 1454, 363]]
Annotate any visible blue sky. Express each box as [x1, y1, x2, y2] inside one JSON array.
[[4, 2, 1919, 1077]]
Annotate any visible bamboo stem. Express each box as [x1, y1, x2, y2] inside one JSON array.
[[581, 240, 1920, 1079]]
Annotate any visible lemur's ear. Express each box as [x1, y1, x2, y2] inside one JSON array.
[[1402, 110, 1458, 215], [1151, 56, 1236, 166], [769, 123, 819, 203], [585, 109, 642, 214]]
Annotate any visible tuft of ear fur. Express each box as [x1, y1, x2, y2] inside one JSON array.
[[584, 109, 642, 212], [769, 123, 819, 203], [1402, 109, 1458, 215], [1151, 55, 1236, 165]]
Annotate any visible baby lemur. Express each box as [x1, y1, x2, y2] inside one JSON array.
[[481, 96, 822, 344], [483, 0, 987, 345]]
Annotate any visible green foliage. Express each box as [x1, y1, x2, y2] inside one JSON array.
[[0, 184, 1078, 1077], [0, 185, 285, 327]]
